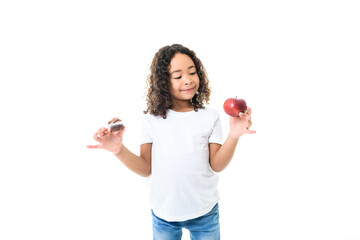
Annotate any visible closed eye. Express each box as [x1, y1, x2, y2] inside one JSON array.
[[173, 72, 196, 79]]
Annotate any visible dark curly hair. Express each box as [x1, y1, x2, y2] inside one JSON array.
[[144, 44, 211, 119]]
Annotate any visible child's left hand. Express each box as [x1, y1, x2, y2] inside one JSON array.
[[229, 106, 256, 138]]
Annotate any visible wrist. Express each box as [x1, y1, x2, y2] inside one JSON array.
[[227, 133, 242, 141], [228, 132, 243, 140], [112, 144, 123, 155]]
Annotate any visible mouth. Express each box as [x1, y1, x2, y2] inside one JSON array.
[[181, 87, 196, 92]]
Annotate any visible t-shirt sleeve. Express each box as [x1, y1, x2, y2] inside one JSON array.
[[140, 114, 153, 145], [209, 110, 223, 145]]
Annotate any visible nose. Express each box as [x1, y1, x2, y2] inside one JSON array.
[[184, 74, 193, 85]]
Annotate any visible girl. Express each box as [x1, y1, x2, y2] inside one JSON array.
[[87, 44, 255, 239]]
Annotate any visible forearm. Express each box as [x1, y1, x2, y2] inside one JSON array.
[[210, 135, 240, 172], [114, 144, 151, 177]]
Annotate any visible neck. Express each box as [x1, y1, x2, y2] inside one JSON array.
[[170, 100, 194, 112]]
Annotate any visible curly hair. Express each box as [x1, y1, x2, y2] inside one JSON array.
[[144, 44, 211, 119]]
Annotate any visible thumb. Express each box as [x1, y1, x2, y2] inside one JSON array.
[[86, 144, 102, 149], [246, 129, 256, 134]]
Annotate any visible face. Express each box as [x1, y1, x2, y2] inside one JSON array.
[[168, 53, 200, 107]]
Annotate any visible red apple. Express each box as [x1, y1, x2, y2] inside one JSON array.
[[223, 97, 247, 117]]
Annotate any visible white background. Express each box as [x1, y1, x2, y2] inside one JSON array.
[[1, 0, 359, 239]]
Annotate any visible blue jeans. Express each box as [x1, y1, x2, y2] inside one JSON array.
[[151, 203, 220, 240]]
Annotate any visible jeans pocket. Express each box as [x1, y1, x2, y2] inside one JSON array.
[[204, 203, 219, 216]]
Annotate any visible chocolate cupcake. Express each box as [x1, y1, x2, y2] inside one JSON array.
[[107, 118, 124, 132]]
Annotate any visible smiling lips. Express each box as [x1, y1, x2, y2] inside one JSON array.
[[181, 87, 195, 92]]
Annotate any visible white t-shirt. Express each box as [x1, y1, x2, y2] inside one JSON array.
[[140, 107, 223, 221]]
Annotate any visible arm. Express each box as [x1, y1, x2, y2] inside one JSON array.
[[209, 137, 239, 172], [87, 126, 152, 177], [114, 143, 152, 177], [209, 107, 256, 172]]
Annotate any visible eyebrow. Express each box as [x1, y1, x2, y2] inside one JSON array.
[[170, 65, 196, 75]]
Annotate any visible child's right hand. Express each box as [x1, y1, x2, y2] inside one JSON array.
[[86, 125, 125, 154]]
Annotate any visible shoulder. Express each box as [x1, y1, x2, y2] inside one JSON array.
[[141, 112, 165, 125], [194, 107, 221, 127], [198, 106, 220, 117]]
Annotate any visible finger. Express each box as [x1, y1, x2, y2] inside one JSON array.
[[103, 128, 110, 135], [86, 144, 102, 149], [98, 127, 106, 137], [246, 129, 256, 134], [93, 132, 100, 141], [239, 112, 251, 121], [98, 127, 110, 137], [246, 107, 252, 115]]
